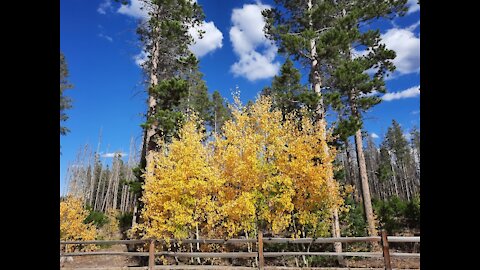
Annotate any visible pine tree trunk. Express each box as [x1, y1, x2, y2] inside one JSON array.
[[136, 11, 161, 225], [354, 129, 378, 242], [307, 0, 343, 255]]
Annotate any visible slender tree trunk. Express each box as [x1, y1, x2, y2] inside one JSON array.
[[102, 159, 117, 212], [333, 208, 344, 265], [120, 185, 126, 212], [195, 224, 201, 264], [136, 9, 161, 226], [308, 0, 343, 255], [389, 152, 399, 197], [89, 129, 102, 207], [131, 195, 138, 227], [345, 140, 361, 203], [112, 158, 120, 210], [353, 129, 378, 240], [403, 164, 411, 201], [94, 167, 104, 211]]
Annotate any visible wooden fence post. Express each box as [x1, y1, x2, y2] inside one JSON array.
[[258, 231, 264, 270], [381, 230, 392, 270], [149, 239, 155, 270]]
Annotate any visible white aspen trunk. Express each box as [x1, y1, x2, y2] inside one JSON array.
[[195, 224, 201, 264], [333, 208, 344, 265], [214, 110, 217, 134], [131, 195, 138, 227], [301, 229, 308, 267]]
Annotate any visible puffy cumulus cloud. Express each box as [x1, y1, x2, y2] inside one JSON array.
[[229, 3, 280, 81], [381, 24, 420, 75], [118, 1, 222, 60], [188, 21, 223, 58], [351, 21, 420, 77], [117, 0, 149, 20]]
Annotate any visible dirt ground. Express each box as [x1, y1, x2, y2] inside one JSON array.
[[61, 245, 419, 269], [61, 244, 143, 268], [343, 257, 419, 269]]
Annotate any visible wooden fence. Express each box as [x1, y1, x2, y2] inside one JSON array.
[[60, 230, 420, 270]]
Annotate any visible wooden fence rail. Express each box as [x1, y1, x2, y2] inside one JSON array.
[[60, 230, 420, 270]]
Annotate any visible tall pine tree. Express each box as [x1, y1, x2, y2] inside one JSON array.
[[60, 52, 73, 136], [322, 0, 407, 239], [209, 90, 231, 135], [133, 0, 205, 225], [261, 58, 319, 118]]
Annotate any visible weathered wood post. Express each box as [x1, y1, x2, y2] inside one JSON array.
[[149, 239, 155, 270], [258, 231, 264, 270], [381, 230, 392, 270]]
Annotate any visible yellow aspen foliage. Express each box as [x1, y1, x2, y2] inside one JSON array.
[[278, 112, 343, 236], [136, 96, 343, 240], [60, 195, 97, 252], [213, 96, 295, 236], [214, 96, 341, 237], [135, 114, 224, 240]]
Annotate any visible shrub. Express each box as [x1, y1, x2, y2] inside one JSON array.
[[84, 210, 109, 228]]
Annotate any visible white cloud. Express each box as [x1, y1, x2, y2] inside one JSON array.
[[97, 0, 112, 15], [351, 47, 370, 59], [381, 24, 420, 75], [189, 21, 223, 58], [406, 20, 421, 32], [101, 152, 128, 158], [98, 33, 113, 42], [371, 133, 380, 139], [117, 1, 222, 59], [411, 110, 420, 115], [407, 0, 420, 14], [382, 85, 420, 101], [117, 0, 149, 20], [229, 3, 280, 81], [134, 50, 149, 67], [359, 90, 379, 98]]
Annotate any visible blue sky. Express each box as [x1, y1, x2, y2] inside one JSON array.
[[60, 0, 420, 194]]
